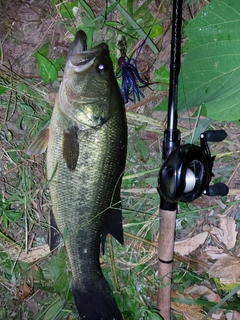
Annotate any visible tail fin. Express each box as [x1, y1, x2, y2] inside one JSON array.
[[72, 281, 122, 320]]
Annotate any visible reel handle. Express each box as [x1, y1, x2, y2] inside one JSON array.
[[204, 129, 227, 142], [206, 183, 229, 197]]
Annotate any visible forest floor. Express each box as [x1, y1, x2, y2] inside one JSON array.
[[1, 0, 240, 319]]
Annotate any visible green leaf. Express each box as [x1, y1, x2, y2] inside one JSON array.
[[54, 272, 69, 293], [16, 114, 24, 130], [21, 104, 35, 115], [186, 118, 212, 143], [17, 82, 51, 109], [111, 0, 159, 54], [154, 66, 170, 91], [51, 56, 64, 71], [0, 307, 7, 319], [60, 1, 78, 19], [43, 299, 65, 320], [149, 24, 163, 38], [49, 248, 66, 281], [33, 43, 49, 57], [2, 214, 8, 227], [81, 14, 95, 28], [126, 0, 134, 15], [135, 138, 149, 161], [36, 52, 58, 84], [106, 2, 118, 16], [177, 0, 240, 121], [4, 211, 22, 223], [148, 312, 163, 320], [79, 0, 95, 20], [105, 21, 122, 28], [133, 0, 153, 19], [0, 86, 8, 95]]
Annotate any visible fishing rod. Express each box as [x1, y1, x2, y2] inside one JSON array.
[[157, 0, 229, 319]]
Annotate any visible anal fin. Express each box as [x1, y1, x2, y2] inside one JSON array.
[[101, 205, 123, 254], [49, 210, 61, 253]]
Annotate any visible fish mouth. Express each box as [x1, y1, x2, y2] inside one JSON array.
[[67, 30, 108, 72]]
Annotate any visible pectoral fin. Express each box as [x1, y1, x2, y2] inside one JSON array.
[[26, 128, 49, 155], [62, 127, 79, 171]]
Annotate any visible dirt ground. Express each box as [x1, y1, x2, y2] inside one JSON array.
[[1, 1, 71, 74]]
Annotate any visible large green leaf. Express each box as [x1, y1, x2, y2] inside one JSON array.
[[36, 52, 58, 84], [177, 0, 240, 121]]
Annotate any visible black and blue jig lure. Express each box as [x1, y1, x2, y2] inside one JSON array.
[[116, 34, 154, 104]]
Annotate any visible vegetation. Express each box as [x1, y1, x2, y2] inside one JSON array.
[[0, 0, 240, 319]]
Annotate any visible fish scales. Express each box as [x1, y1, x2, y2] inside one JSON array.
[[47, 94, 126, 284], [27, 30, 127, 319]]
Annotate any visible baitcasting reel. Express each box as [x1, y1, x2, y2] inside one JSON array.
[[158, 129, 229, 203]]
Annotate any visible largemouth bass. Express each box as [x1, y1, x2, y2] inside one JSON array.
[[27, 31, 127, 319]]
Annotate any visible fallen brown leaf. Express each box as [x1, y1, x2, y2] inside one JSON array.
[[16, 282, 33, 302], [209, 255, 240, 285], [171, 290, 204, 320], [185, 285, 224, 319], [210, 215, 237, 250], [174, 232, 208, 256], [1, 244, 50, 264]]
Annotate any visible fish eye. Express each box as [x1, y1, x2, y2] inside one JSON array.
[[96, 63, 110, 74]]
